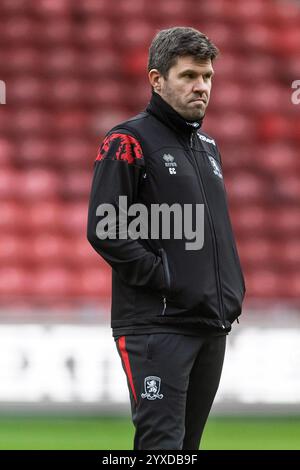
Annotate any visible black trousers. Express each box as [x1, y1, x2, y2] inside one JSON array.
[[115, 332, 226, 450]]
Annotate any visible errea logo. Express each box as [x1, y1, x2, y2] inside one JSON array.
[[162, 154, 177, 175], [163, 154, 174, 163], [198, 133, 216, 146]]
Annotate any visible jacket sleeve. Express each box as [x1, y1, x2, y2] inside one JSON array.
[[87, 131, 166, 293]]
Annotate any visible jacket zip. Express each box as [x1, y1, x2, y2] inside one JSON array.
[[159, 248, 171, 316], [159, 248, 171, 290], [189, 132, 226, 329], [161, 296, 167, 315]]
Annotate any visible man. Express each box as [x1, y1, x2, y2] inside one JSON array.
[[87, 27, 245, 450]]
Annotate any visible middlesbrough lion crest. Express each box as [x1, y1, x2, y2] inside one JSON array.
[[141, 376, 164, 400]]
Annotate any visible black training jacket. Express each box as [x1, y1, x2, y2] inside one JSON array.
[[87, 92, 246, 337]]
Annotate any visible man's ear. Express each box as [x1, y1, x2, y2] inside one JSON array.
[[148, 69, 163, 93]]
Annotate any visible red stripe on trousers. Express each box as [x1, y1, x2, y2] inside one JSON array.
[[118, 336, 137, 403]]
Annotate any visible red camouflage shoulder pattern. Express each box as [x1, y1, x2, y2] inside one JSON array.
[[95, 133, 143, 164]]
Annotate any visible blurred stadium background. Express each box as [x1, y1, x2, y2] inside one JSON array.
[[0, 0, 300, 450]]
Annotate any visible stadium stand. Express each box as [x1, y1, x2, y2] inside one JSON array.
[[0, 0, 299, 309]]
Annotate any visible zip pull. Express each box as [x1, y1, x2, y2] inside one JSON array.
[[190, 129, 197, 148], [162, 296, 167, 315]]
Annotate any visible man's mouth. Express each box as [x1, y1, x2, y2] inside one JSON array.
[[190, 98, 207, 104]]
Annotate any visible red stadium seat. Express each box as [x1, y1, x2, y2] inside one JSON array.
[[81, 49, 119, 77], [30, 234, 72, 266], [246, 269, 280, 299], [270, 0, 300, 24], [0, 204, 13, 237], [0, 169, 19, 199], [225, 171, 268, 203], [240, 23, 274, 53], [212, 54, 238, 81], [31, 0, 71, 16], [252, 144, 298, 175], [286, 57, 300, 78], [0, 267, 30, 296], [21, 169, 61, 200], [0, 138, 14, 166], [33, 266, 76, 298], [239, 55, 277, 83], [56, 138, 93, 167], [248, 84, 288, 113], [52, 78, 83, 106], [184, 0, 228, 21], [0, 0, 29, 14], [54, 110, 89, 135], [73, 0, 107, 16], [273, 27, 300, 55], [292, 119, 300, 142], [18, 138, 54, 166], [257, 115, 292, 141], [92, 109, 131, 137], [199, 23, 232, 50], [0, 235, 27, 264], [275, 272, 300, 299], [2, 16, 36, 44], [0, 108, 11, 134], [38, 19, 73, 45], [269, 207, 300, 236], [122, 50, 148, 78], [78, 268, 111, 298], [230, 205, 269, 236], [85, 81, 124, 107], [4, 47, 42, 74], [205, 113, 255, 142], [221, 145, 255, 171], [75, 19, 113, 47], [117, 0, 146, 17], [239, 238, 274, 268], [211, 82, 244, 110], [61, 170, 91, 199], [226, 0, 268, 23], [27, 201, 61, 234], [59, 202, 88, 234], [289, 274, 300, 299], [14, 108, 54, 135], [44, 47, 78, 75], [117, 21, 153, 49], [275, 175, 300, 203], [9, 76, 46, 105], [278, 239, 300, 269]]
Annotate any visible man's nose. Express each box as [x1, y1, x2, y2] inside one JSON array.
[[193, 77, 209, 94]]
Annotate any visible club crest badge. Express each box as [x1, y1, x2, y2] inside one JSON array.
[[141, 376, 164, 400], [208, 155, 223, 179]]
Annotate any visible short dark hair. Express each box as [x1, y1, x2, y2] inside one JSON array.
[[148, 27, 219, 77]]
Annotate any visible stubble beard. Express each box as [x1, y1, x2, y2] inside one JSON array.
[[160, 86, 207, 122], [179, 103, 206, 122]]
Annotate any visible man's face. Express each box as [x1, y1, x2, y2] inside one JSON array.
[[155, 56, 214, 121]]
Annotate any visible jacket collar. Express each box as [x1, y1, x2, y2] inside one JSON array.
[[146, 91, 203, 140]]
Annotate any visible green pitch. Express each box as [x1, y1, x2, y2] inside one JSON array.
[[0, 416, 299, 450]]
